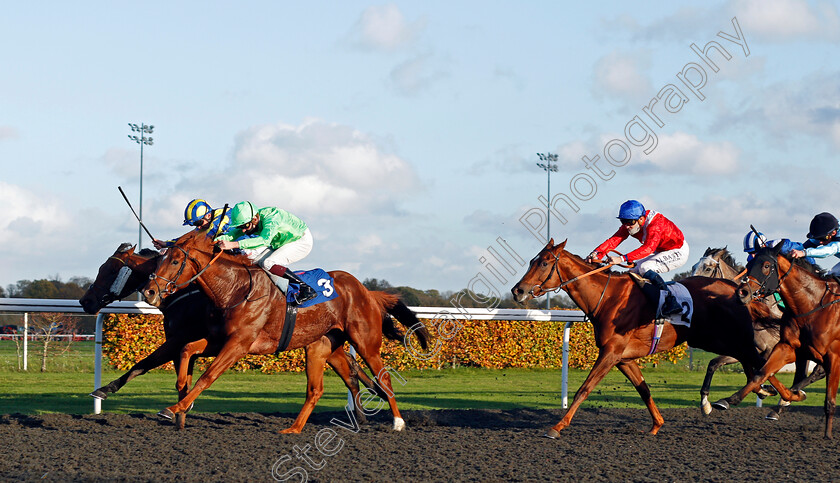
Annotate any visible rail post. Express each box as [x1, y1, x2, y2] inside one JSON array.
[[94, 313, 104, 414]]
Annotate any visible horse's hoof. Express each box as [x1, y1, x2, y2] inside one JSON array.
[[701, 401, 712, 415], [544, 428, 560, 439], [280, 427, 301, 434], [759, 384, 777, 397], [89, 390, 107, 400], [711, 400, 730, 411], [795, 390, 807, 401], [393, 417, 405, 431], [158, 408, 175, 420], [765, 411, 780, 421]]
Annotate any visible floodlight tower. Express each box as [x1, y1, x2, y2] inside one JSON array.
[[536, 152, 558, 310], [127, 123, 154, 249]]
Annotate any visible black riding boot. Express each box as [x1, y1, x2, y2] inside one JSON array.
[[643, 270, 681, 316], [283, 270, 318, 304]]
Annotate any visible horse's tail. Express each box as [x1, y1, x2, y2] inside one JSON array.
[[369, 291, 430, 350]]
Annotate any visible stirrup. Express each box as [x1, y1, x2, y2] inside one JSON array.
[[661, 295, 682, 316]]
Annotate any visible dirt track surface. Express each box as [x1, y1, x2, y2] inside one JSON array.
[[1, 407, 839, 482]]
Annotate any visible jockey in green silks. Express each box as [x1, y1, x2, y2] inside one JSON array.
[[215, 201, 317, 304]]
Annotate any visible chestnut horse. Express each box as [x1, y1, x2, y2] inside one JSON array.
[[511, 239, 771, 438], [691, 247, 824, 419], [718, 243, 840, 438], [142, 229, 430, 433], [79, 243, 376, 429]]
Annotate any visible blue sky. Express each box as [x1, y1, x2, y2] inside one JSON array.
[[2, 1, 840, 294]]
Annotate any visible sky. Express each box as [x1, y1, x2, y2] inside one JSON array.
[[2, 0, 840, 297]]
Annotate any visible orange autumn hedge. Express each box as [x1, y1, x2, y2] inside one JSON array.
[[102, 312, 688, 372]]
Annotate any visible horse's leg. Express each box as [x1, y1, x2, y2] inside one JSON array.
[[714, 343, 800, 410], [172, 339, 208, 430], [158, 336, 250, 419], [325, 346, 368, 425], [823, 355, 839, 439], [767, 356, 817, 420], [700, 356, 737, 415], [546, 350, 620, 438], [90, 341, 179, 399], [281, 336, 334, 434], [350, 337, 405, 431], [616, 361, 663, 434]]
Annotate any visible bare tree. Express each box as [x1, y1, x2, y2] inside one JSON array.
[[28, 313, 79, 372]]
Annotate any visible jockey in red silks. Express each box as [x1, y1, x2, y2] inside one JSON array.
[[586, 200, 689, 316]]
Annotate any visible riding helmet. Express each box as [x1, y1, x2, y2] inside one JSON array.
[[807, 212, 839, 239], [617, 200, 646, 220], [743, 231, 766, 254], [183, 199, 212, 226], [229, 201, 258, 228]]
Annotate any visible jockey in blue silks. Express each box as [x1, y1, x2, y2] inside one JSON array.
[[791, 212, 840, 276], [152, 199, 231, 250]]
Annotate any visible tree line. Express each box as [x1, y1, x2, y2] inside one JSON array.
[[1, 276, 93, 300]]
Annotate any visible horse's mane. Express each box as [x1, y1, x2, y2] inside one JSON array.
[[706, 247, 744, 271], [117, 242, 160, 259], [782, 253, 825, 276], [178, 230, 253, 266]]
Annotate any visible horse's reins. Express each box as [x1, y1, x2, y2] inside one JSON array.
[[741, 256, 840, 318], [151, 246, 224, 296], [533, 250, 628, 318]]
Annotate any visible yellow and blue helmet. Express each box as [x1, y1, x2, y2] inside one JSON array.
[[183, 199, 212, 226]]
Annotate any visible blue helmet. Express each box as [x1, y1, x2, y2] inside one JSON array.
[[617, 200, 646, 220], [183, 199, 212, 226], [743, 231, 766, 254]]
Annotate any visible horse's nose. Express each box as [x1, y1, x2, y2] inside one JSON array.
[[737, 286, 751, 304], [143, 288, 159, 306]]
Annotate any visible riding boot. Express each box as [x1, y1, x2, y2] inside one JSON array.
[[268, 265, 318, 304], [643, 270, 681, 316]]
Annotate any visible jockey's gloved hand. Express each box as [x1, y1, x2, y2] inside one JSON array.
[[586, 251, 601, 264]]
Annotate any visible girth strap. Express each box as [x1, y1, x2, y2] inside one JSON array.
[[275, 304, 298, 354]]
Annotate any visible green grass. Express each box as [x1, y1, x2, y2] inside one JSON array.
[[0, 365, 826, 415]]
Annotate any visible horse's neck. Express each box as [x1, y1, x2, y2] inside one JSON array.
[[779, 262, 829, 314], [194, 257, 271, 307], [557, 256, 615, 316]]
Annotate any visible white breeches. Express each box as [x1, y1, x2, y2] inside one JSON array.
[[630, 241, 690, 275], [241, 228, 314, 271]]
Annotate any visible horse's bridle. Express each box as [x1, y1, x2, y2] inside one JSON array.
[[529, 249, 618, 318], [88, 255, 135, 304], [148, 246, 206, 298], [148, 245, 258, 310], [744, 256, 793, 300]]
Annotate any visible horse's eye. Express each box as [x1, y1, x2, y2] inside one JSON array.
[[172, 260, 180, 266], [761, 262, 771, 276], [541, 261, 548, 267]]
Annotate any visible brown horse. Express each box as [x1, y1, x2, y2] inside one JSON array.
[[719, 243, 840, 438], [511, 239, 771, 438], [691, 246, 824, 419], [142, 229, 430, 433], [79, 243, 376, 429]]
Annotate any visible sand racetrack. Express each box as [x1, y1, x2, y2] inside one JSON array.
[[1, 406, 839, 482]]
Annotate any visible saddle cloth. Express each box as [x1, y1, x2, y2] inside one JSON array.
[[286, 268, 338, 308], [657, 282, 693, 327]]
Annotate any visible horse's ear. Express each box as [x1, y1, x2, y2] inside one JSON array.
[[128, 245, 136, 255], [556, 239, 567, 250]]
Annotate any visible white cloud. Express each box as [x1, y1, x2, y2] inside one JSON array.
[[228, 119, 421, 216], [733, 0, 840, 42], [639, 132, 741, 175], [592, 51, 652, 101], [0, 182, 69, 244], [350, 4, 425, 52], [390, 53, 447, 95]]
